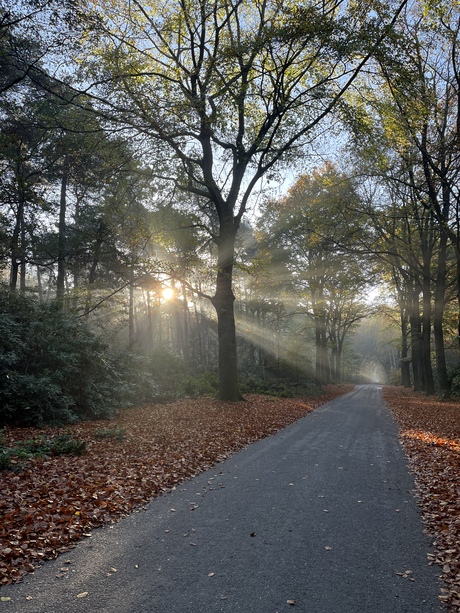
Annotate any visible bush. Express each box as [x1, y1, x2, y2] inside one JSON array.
[[146, 349, 188, 400], [239, 371, 321, 398], [0, 448, 11, 470], [0, 434, 87, 471], [448, 363, 460, 397], [0, 288, 157, 426], [94, 426, 126, 441], [179, 371, 219, 397], [48, 434, 86, 456]]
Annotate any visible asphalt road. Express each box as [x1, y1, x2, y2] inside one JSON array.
[[2, 385, 443, 612]]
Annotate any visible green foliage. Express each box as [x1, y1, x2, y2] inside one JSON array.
[[0, 433, 86, 471], [94, 426, 126, 441], [0, 288, 157, 426], [0, 448, 11, 470], [448, 364, 460, 398], [146, 349, 188, 400], [179, 371, 219, 398], [240, 370, 321, 398], [13, 438, 52, 459], [47, 434, 86, 456]]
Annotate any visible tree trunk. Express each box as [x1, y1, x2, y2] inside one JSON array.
[[400, 310, 411, 387], [329, 317, 338, 382], [56, 162, 69, 304], [314, 313, 329, 384], [421, 266, 435, 395], [408, 283, 424, 391], [433, 229, 449, 393], [128, 263, 135, 348], [211, 225, 243, 401], [9, 194, 24, 291], [19, 216, 26, 293]]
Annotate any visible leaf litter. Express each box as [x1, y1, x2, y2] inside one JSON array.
[[0, 386, 350, 587], [5, 384, 454, 609], [384, 387, 460, 613]]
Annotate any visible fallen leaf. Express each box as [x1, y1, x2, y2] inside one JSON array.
[[384, 387, 460, 611], [76, 592, 88, 598], [0, 387, 353, 588], [287, 599, 296, 605]]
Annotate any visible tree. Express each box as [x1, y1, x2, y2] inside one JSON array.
[[258, 164, 373, 383], [75, 0, 409, 399], [341, 0, 460, 393]]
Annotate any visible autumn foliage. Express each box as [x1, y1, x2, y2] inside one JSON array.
[[0, 386, 351, 587], [384, 387, 460, 613]]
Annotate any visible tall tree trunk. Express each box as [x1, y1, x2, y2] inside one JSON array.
[[421, 265, 435, 395], [433, 229, 449, 393], [337, 338, 344, 384], [128, 263, 135, 348], [314, 313, 329, 384], [408, 283, 424, 391], [56, 162, 69, 304], [181, 284, 190, 361], [329, 317, 338, 382], [9, 194, 24, 291], [85, 218, 105, 318], [211, 224, 243, 401], [400, 310, 411, 387], [19, 216, 26, 293]]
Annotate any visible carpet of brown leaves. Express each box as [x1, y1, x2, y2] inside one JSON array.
[[0, 385, 352, 587], [383, 387, 460, 613]]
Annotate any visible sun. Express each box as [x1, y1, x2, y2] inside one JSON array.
[[161, 287, 174, 301]]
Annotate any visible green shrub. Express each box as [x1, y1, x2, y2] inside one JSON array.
[[239, 372, 321, 398], [48, 434, 86, 456], [180, 371, 219, 397], [94, 426, 126, 441], [146, 349, 188, 400], [0, 288, 157, 426], [0, 434, 87, 471], [0, 448, 11, 470], [14, 438, 51, 458]]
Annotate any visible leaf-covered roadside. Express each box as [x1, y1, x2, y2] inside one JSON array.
[[383, 387, 460, 613], [0, 386, 351, 587]]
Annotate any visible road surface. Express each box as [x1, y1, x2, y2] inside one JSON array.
[[2, 385, 443, 612]]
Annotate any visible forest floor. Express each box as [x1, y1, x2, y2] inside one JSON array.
[[384, 387, 460, 612], [0, 385, 459, 611]]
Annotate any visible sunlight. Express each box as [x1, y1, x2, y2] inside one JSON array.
[[235, 312, 314, 373], [402, 430, 460, 452], [161, 286, 174, 301]]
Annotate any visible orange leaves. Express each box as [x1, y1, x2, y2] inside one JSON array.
[[384, 387, 460, 613], [0, 386, 350, 587]]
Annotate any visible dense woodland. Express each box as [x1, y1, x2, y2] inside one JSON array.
[[1, 0, 460, 425]]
